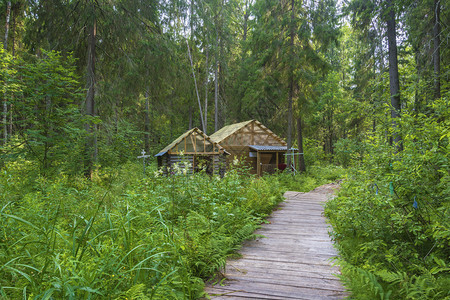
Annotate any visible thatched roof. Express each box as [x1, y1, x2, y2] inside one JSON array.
[[209, 120, 253, 143], [210, 120, 287, 146], [155, 128, 228, 157]]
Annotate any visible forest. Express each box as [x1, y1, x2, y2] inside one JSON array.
[[0, 0, 448, 299]]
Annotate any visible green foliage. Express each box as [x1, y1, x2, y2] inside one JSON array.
[[338, 261, 392, 300], [325, 100, 450, 299], [273, 165, 345, 193], [1, 50, 85, 175], [334, 138, 365, 167], [0, 160, 286, 299]]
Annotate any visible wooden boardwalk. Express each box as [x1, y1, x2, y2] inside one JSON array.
[[205, 186, 347, 299]]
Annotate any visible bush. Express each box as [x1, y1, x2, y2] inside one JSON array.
[[325, 99, 450, 299]]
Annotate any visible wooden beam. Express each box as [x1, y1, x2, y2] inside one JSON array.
[[276, 152, 279, 168], [255, 120, 287, 146], [257, 151, 261, 177], [194, 133, 197, 152]]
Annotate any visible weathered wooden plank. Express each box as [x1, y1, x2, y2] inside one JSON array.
[[237, 247, 337, 258], [207, 281, 345, 300], [220, 275, 345, 292], [206, 189, 347, 299], [205, 287, 298, 299], [225, 260, 342, 277], [223, 264, 341, 281], [243, 237, 337, 245]]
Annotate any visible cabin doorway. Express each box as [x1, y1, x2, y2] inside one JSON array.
[[194, 155, 213, 175]]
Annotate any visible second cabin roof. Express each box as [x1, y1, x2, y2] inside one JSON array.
[[210, 120, 287, 146]]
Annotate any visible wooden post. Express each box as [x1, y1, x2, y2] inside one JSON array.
[[191, 134, 196, 152], [251, 121, 255, 144], [256, 151, 261, 176], [137, 149, 151, 176], [276, 152, 279, 169]]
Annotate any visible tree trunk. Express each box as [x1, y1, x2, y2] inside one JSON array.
[[186, 39, 205, 131], [414, 49, 421, 112], [237, 2, 249, 122], [433, 0, 440, 100], [9, 3, 15, 138], [287, 79, 293, 167], [204, 46, 208, 134], [188, 106, 193, 129], [11, 3, 15, 57], [386, 0, 401, 151], [214, 26, 219, 133], [286, 0, 295, 167], [3, 1, 11, 51], [85, 16, 97, 176], [3, 1, 11, 144], [144, 87, 150, 153], [297, 116, 306, 172], [243, 2, 248, 42]]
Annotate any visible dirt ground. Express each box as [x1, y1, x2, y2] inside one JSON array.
[[310, 180, 342, 195]]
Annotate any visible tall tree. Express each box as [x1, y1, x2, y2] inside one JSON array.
[[85, 9, 97, 175], [345, 0, 404, 149], [246, 0, 339, 170], [386, 0, 401, 150], [286, 0, 295, 167], [433, 0, 440, 99], [3, 1, 11, 144]]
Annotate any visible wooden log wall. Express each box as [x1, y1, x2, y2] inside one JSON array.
[[160, 154, 227, 176]]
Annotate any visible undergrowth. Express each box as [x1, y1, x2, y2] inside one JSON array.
[[0, 160, 287, 299], [273, 164, 345, 192], [0, 147, 347, 299], [325, 100, 450, 299]]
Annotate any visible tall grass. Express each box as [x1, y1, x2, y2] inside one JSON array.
[[0, 160, 286, 299]]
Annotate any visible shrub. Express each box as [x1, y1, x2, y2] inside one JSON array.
[[325, 99, 450, 299]]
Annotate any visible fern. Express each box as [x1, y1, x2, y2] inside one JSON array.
[[115, 284, 149, 300], [339, 262, 392, 300], [376, 269, 445, 299], [377, 269, 406, 284], [356, 268, 392, 300]]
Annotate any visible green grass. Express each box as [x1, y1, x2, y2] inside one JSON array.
[[0, 159, 343, 299], [0, 160, 280, 299], [268, 164, 345, 193]]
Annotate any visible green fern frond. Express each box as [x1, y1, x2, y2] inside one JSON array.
[[376, 269, 406, 284], [115, 284, 149, 300]]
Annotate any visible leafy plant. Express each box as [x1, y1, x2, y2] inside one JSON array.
[[325, 100, 450, 299]]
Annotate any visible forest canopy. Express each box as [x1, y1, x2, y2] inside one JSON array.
[[0, 0, 447, 173]]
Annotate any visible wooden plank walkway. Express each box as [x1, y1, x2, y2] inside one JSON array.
[[205, 185, 347, 299]]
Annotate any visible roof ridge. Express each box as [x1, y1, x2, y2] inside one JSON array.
[[155, 127, 228, 157], [210, 120, 254, 143]]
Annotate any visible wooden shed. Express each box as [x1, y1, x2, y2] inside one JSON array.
[[155, 128, 228, 176], [210, 120, 297, 176]]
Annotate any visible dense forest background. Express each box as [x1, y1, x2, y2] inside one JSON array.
[[0, 0, 448, 299], [0, 0, 447, 173]]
